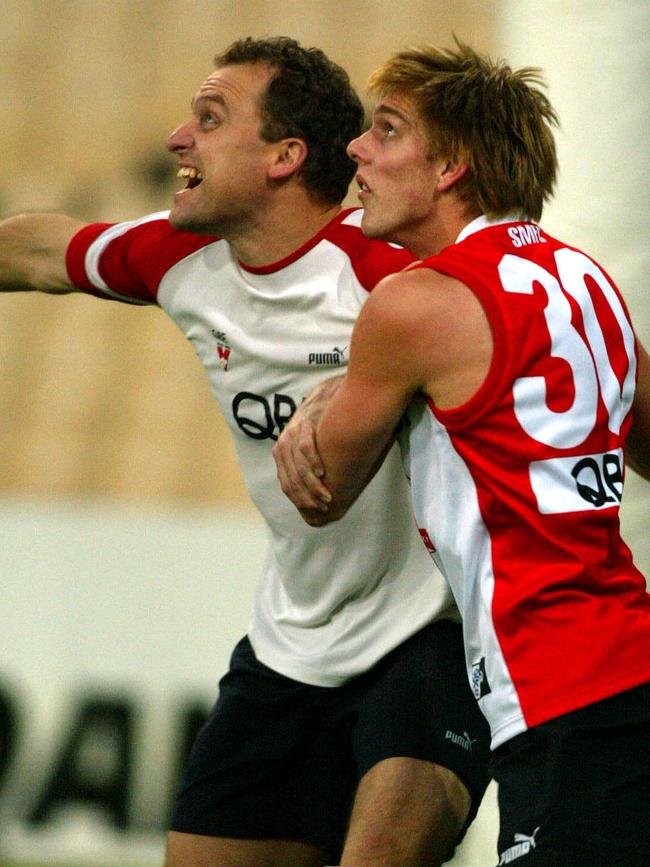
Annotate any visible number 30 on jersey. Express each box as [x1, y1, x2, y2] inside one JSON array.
[[497, 249, 637, 513]]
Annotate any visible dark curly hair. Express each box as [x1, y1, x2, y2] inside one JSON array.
[[215, 36, 364, 205]]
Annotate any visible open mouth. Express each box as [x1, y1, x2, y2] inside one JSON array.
[[177, 167, 203, 189], [356, 175, 371, 195]]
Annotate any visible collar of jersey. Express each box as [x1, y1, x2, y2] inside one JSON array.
[[237, 208, 356, 274], [455, 212, 528, 245]]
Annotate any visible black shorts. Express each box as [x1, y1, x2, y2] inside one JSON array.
[[491, 681, 650, 867], [170, 619, 491, 862]]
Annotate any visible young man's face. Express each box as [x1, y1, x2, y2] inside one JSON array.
[[167, 62, 279, 236], [347, 92, 443, 252]]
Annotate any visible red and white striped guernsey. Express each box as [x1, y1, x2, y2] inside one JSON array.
[[405, 214, 650, 748]]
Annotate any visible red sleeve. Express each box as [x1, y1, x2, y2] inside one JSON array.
[[65, 215, 219, 304], [349, 237, 416, 292], [66, 223, 114, 295], [325, 211, 417, 292]]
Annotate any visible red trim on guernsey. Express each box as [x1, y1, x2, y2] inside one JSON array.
[[66, 218, 218, 303], [239, 208, 416, 289], [66, 209, 415, 302], [65, 223, 112, 292]]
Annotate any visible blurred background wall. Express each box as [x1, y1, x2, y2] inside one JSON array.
[[0, 2, 647, 865], [0, 0, 492, 504]]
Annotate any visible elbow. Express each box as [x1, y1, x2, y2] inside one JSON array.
[[299, 503, 349, 527]]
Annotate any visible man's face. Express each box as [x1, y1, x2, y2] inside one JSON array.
[[167, 62, 278, 236], [347, 92, 443, 251]]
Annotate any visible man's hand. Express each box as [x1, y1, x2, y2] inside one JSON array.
[[272, 376, 343, 514], [0, 213, 85, 293]]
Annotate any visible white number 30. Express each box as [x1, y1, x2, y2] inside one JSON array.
[[497, 250, 637, 449]]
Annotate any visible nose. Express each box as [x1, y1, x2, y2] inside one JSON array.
[[347, 129, 370, 163], [167, 119, 194, 154]]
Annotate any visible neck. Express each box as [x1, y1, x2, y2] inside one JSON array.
[[229, 193, 342, 267], [402, 200, 482, 260]]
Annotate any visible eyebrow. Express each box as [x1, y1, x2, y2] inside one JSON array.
[[374, 103, 412, 125], [190, 93, 228, 114]]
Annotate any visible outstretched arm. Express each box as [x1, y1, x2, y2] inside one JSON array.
[[0, 213, 87, 294], [626, 339, 650, 481]]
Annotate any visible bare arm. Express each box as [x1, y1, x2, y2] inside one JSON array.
[[297, 273, 433, 526], [626, 339, 650, 481], [280, 267, 493, 526], [0, 213, 87, 294], [272, 375, 343, 513]]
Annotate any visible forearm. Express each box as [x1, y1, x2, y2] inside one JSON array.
[[297, 374, 344, 421], [273, 374, 345, 516], [310, 422, 394, 524], [0, 213, 85, 293], [280, 272, 429, 525], [309, 377, 402, 525]]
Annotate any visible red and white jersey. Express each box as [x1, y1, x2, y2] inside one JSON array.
[[66, 208, 457, 686], [406, 214, 650, 748]]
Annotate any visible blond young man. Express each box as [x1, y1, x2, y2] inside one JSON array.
[[276, 41, 650, 866]]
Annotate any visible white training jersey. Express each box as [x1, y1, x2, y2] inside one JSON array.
[[66, 207, 457, 686]]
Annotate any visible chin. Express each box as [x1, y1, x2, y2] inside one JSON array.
[[168, 207, 188, 229], [360, 215, 390, 242], [169, 209, 208, 235], [359, 213, 380, 238]]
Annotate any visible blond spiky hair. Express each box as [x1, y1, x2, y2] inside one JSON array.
[[368, 39, 559, 221]]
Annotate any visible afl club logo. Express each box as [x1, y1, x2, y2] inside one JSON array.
[[212, 330, 231, 371]]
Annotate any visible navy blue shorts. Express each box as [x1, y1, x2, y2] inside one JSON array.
[[170, 619, 491, 862], [491, 681, 650, 866]]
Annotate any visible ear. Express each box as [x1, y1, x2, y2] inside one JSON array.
[[436, 158, 470, 192], [268, 138, 308, 180]]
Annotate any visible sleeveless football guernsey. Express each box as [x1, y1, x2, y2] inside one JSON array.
[[406, 215, 650, 747]]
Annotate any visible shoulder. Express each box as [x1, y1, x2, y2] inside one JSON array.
[[93, 212, 219, 266], [368, 265, 468, 320], [358, 266, 488, 359], [67, 212, 221, 299], [324, 209, 417, 290], [352, 269, 441, 347]]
